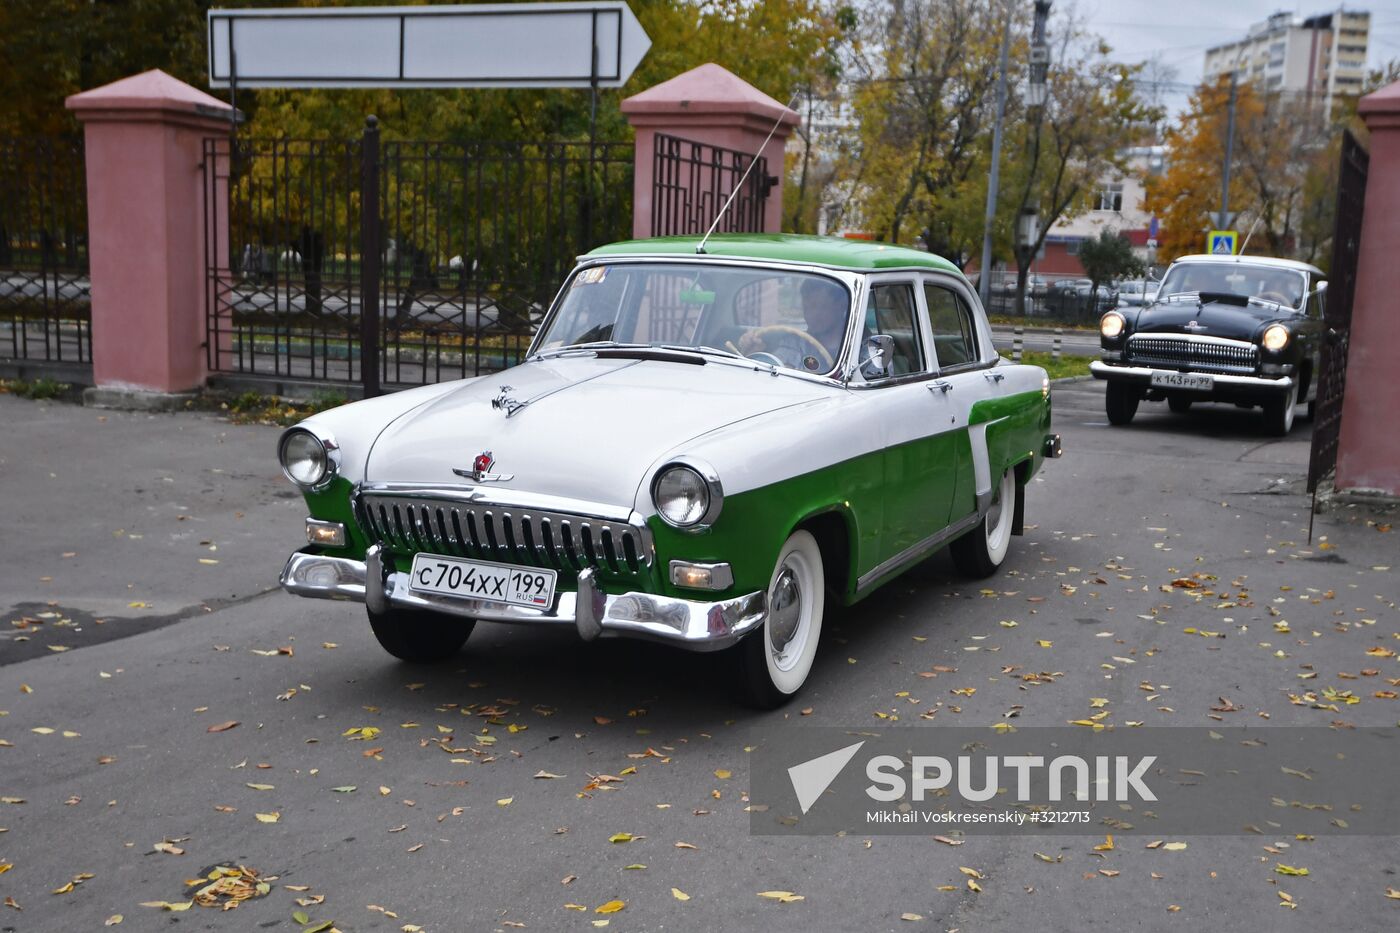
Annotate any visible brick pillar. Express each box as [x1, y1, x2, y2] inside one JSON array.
[[621, 63, 799, 240], [1335, 80, 1400, 497], [65, 70, 233, 400]]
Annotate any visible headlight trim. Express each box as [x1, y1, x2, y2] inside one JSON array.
[[278, 426, 340, 491], [651, 456, 724, 531]]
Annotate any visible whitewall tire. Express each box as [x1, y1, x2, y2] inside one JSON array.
[[731, 530, 825, 708], [951, 470, 1017, 578]]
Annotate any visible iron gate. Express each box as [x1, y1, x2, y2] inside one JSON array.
[[0, 136, 92, 365], [203, 119, 634, 394], [650, 133, 771, 237], [1307, 129, 1369, 495]]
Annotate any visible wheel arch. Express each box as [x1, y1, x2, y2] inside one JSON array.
[[791, 505, 858, 605]]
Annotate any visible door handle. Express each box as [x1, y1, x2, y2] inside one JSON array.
[[984, 371, 1005, 383], [929, 380, 953, 394]]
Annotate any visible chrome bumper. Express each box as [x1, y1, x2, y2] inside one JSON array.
[[1089, 360, 1293, 391], [279, 546, 766, 652]]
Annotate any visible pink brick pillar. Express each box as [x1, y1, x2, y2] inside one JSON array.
[[66, 70, 233, 395], [621, 64, 799, 239], [1335, 80, 1400, 497]]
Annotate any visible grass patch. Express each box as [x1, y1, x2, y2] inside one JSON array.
[[1010, 350, 1092, 380], [0, 377, 72, 400], [217, 388, 350, 426]]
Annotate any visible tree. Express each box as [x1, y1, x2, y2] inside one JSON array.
[[1077, 228, 1143, 315]]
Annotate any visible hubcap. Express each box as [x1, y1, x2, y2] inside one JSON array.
[[768, 567, 802, 658]]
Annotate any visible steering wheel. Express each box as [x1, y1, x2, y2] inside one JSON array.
[[735, 324, 835, 370], [1258, 291, 1292, 306]]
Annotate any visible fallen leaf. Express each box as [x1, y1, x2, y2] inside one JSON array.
[[206, 721, 240, 733], [595, 899, 626, 914], [609, 832, 634, 844], [1275, 863, 1310, 876], [105, 915, 122, 925], [139, 901, 192, 911], [497, 797, 514, 807], [757, 891, 804, 903], [254, 812, 280, 823], [671, 888, 690, 901], [714, 769, 732, 780], [902, 913, 925, 921]]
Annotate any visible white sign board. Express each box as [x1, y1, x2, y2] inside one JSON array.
[[208, 2, 651, 89]]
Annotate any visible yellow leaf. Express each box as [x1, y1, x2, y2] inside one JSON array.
[[1162, 842, 1188, 851], [967, 878, 982, 893], [1094, 835, 1115, 851], [595, 899, 626, 914], [254, 812, 280, 823], [671, 888, 690, 901], [245, 783, 274, 791], [1037, 640, 1053, 648], [1275, 863, 1309, 876], [497, 797, 514, 807], [902, 913, 925, 921], [140, 901, 192, 911], [757, 891, 804, 903], [609, 832, 633, 843], [714, 769, 732, 780], [105, 915, 123, 925], [958, 866, 983, 879], [31, 727, 54, 735]]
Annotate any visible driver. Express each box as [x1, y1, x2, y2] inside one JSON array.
[[737, 278, 849, 371]]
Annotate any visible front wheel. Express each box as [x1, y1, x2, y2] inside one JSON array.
[[951, 469, 1018, 578], [368, 607, 474, 663], [730, 530, 825, 709], [1263, 380, 1299, 437], [1105, 381, 1139, 425]]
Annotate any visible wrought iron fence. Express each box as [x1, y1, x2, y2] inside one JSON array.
[[203, 123, 634, 392], [0, 136, 92, 364], [1308, 129, 1369, 497], [651, 133, 769, 237]]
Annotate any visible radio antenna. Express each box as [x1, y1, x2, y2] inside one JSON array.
[[695, 92, 801, 255]]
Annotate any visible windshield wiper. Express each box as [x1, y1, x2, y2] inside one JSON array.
[[530, 340, 644, 360], [658, 343, 744, 360]]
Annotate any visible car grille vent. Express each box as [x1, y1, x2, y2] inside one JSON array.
[[1126, 334, 1259, 374], [358, 495, 652, 574]]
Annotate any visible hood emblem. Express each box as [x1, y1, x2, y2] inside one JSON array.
[[1184, 320, 1205, 331], [454, 450, 514, 483], [491, 385, 527, 418]]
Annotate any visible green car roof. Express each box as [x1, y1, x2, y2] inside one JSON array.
[[585, 233, 965, 276]]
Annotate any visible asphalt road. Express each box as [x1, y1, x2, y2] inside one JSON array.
[[1, 384, 1397, 932]]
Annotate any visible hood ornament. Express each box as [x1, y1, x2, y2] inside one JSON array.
[[491, 385, 527, 417], [453, 450, 514, 483]]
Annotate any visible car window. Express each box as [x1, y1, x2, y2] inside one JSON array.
[[923, 283, 978, 369], [863, 283, 925, 376]]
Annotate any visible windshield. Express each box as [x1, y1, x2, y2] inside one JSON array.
[[1157, 262, 1305, 310], [535, 262, 854, 375]]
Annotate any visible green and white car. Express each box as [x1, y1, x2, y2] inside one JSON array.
[[278, 235, 1062, 706]]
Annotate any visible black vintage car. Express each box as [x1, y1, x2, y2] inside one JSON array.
[[1090, 254, 1326, 436]]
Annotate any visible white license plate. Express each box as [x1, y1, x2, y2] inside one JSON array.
[[408, 553, 556, 609], [1150, 371, 1214, 392]]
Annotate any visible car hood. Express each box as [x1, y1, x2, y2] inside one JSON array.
[[364, 354, 834, 510], [1134, 298, 1291, 340]]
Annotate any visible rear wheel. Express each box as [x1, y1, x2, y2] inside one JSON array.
[[1167, 394, 1193, 414], [1105, 381, 1139, 425], [1263, 380, 1299, 437], [368, 607, 473, 663], [730, 530, 824, 709], [951, 470, 1018, 578]]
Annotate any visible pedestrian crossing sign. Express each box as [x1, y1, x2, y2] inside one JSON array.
[[1208, 230, 1238, 255]]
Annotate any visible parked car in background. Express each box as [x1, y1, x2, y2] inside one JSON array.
[[277, 234, 1062, 707], [1114, 278, 1159, 308], [1091, 254, 1325, 435], [1047, 278, 1117, 320]]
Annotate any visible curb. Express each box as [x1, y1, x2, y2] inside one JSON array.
[[82, 386, 199, 412]]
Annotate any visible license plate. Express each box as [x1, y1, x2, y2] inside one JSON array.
[[1150, 370, 1214, 392], [408, 553, 556, 609]]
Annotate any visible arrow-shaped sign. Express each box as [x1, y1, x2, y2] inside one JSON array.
[[787, 741, 865, 815], [209, 2, 651, 89]]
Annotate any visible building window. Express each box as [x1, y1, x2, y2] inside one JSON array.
[[1066, 238, 1082, 256], [1095, 184, 1123, 213]]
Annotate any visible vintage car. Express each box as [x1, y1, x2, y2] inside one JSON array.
[[1090, 254, 1326, 436], [276, 234, 1061, 706]]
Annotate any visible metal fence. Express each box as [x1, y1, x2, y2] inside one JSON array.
[[1308, 129, 1369, 497], [203, 121, 634, 392], [977, 270, 1125, 323], [0, 136, 92, 364], [651, 133, 769, 237]]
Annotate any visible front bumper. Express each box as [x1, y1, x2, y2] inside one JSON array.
[[1089, 361, 1293, 399], [279, 546, 766, 652]]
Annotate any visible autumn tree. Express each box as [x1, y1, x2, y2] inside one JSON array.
[[1077, 228, 1144, 308]]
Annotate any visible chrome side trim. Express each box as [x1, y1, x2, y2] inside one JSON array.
[[1090, 361, 1294, 390], [279, 549, 766, 652], [856, 511, 982, 592]]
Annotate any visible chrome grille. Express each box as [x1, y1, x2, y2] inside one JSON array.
[[358, 494, 652, 574], [1126, 334, 1259, 374]]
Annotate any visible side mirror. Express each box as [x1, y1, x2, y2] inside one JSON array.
[[862, 334, 896, 379]]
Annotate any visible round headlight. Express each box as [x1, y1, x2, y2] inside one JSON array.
[[654, 465, 709, 527], [279, 429, 329, 487], [1261, 324, 1290, 352], [1100, 311, 1125, 340]]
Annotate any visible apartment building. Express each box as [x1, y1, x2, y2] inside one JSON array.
[[1203, 8, 1371, 114]]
